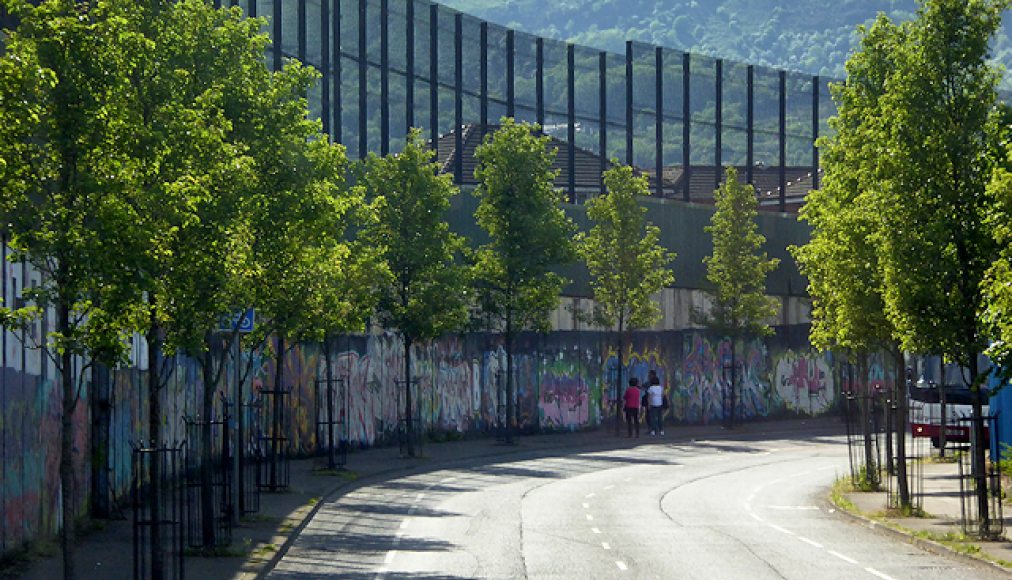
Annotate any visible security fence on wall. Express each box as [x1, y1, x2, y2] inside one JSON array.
[[209, 0, 837, 210]]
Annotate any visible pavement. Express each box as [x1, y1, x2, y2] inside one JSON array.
[[6, 417, 1012, 578]]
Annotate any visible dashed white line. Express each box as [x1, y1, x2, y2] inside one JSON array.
[[441, 476, 457, 483], [828, 550, 858, 565], [615, 561, 628, 571], [864, 568, 895, 580], [798, 536, 823, 548], [768, 524, 795, 536], [582, 502, 590, 509], [585, 493, 596, 499], [602, 542, 611, 550], [416, 492, 425, 501], [586, 514, 594, 521], [399, 519, 410, 529], [591, 527, 602, 534], [604, 484, 615, 490], [384, 551, 396, 564], [748, 512, 764, 522]]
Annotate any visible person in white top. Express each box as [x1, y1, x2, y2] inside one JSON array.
[[646, 370, 665, 436]]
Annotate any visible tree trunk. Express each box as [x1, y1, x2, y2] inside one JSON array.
[[505, 316, 514, 444], [615, 324, 624, 437], [729, 338, 738, 429], [146, 308, 164, 575], [894, 349, 910, 509], [200, 333, 216, 547], [859, 354, 875, 486], [324, 336, 335, 469], [58, 300, 77, 580], [271, 334, 285, 489], [404, 334, 415, 457], [968, 353, 989, 529]]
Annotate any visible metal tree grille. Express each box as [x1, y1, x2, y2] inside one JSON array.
[[240, 395, 263, 516], [957, 416, 1004, 539], [132, 443, 185, 580], [843, 392, 883, 489], [316, 375, 349, 468], [259, 388, 291, 492], [183, 396, 233, 548]]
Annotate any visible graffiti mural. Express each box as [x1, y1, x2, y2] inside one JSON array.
[[773, 350, 834, 415]]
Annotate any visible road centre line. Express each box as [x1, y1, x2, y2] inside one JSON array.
[[828, 550, 858, 565], [591, 527, 601, 534], [602, 542, 611, 550], [384, 551, 396, 564], [399, 519, 410, 529], [864, 568, 896, 580], [585, 493, 596, 499], [582, 502, 590, 509], [586, 514, 594, 521], [798, 536, 823, 548], [768, 523, 795, 536], [615, 561, 628, 571]]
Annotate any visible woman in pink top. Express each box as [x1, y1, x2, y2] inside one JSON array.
[[623, 377, 642, 438]]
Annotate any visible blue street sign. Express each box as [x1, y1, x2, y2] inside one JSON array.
[[219, 308, 255, 333]]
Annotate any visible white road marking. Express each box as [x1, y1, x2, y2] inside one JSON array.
[[399, 519, 410, 529], [865, 568, 895, 580], [828, 550, 858, 565], [416, 492, 425, 501], [748, 512, 764, 522], [767, 505, 820, 510], [582, 502, 590, 509], [586, 514, 594, 521], [585, 493, 596, 499], [602, 542, 611, 550], [441, 476, 456, 483], [384, 551, 396, 564], [604, 484, 615, 490], [769, 524, 795, 536], [591, 527, 602, 534], [615, 561, 628, 571], [798, 536, 823, 548]]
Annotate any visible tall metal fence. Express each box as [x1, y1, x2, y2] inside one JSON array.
[[210, 0, 837, 209]]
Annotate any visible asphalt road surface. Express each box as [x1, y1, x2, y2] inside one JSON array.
[[267, 426, 1004, 579]]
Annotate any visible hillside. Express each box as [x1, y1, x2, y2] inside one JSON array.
[[435, 0, 1011, 85]]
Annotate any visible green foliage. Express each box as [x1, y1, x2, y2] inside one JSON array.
[[577, 164, 674, 332], [869, 0, 1006, 374], [699, 166, 779, 339], [0, 0, 149, 366], [472, 118, 576, 335], [792, 14, 902, 354], [361, 128, 469, 343], [982, 137, 1012, 375]]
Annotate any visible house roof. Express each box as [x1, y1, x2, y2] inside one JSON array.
[[434, 124, 818, 212]]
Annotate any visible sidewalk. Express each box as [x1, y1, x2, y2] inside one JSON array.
[[840, 459, 1012, 572], [9, 418, 1009, 578]]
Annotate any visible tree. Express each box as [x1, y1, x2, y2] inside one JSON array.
[[473, 118, 575, 440], [793, 14, 911, 506], [983, 137, 1012, 377], [0, 2, 149, 577], [362, 129, 469, 457], [867, 0, 1007, 529], [577, 164, 674, 435], [698, 166, 779, 428]]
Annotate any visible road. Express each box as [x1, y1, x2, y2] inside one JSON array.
[[267, 426, 1003, 579]]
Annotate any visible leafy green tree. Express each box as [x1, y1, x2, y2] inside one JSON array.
[[792, 13, 911, 505], [473, 118, 575, 440], [239, 60, 381, 493], [866, 0, 1007, 527], [577, 164, 674, 435], [0, 1, 149, 576], [362, 129, 469, 457], [699, 166, 779, 427]]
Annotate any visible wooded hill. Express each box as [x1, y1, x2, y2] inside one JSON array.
[[436, 0, 1011, 87]]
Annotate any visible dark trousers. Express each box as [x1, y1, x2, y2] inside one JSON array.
[[648, 406, 663, 432], [625, 407, 640, 437]]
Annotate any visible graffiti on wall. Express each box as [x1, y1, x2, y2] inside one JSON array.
[[773, 350, 834, 414]]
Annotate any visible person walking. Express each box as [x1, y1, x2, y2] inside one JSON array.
[[646, 370, 665, 436], [623, 377, 642, 438]]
